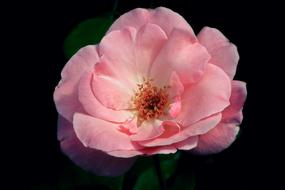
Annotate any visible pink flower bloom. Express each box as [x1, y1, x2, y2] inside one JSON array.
[[54, 7, 247, 176]]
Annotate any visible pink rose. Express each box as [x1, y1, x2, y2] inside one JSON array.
[[54, 7, 247, 176]]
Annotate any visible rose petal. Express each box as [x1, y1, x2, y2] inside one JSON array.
[[135, 23, 168, 78], [130, 120, 164, 141], [98, 27, 138, 88], [168, 97, 182, 118], [150, 29, 210, 86], [139, 113, 221, 147], [192, 123, 239, 154], [108, 145, 177, 158], [78, 70, 133, 123], [91, 73, 134, 110], [54, 45, 99, 122], [191, 81, 246, 155], [174, 136, 198, 150], [73, 113, 137, 152], [222, 80, 247, 124], [107, 7, 194, 37], [177, 64, 231, 126], [57, 115, 136, 176], [108, 150, 143, 158], [168, 72, 184, 99], [198, 27, 239, 79], [142, 145, 177, 155], [182, 113, 222, 136]]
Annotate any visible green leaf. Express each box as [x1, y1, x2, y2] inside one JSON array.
[[133, 152, 181, 190], [63, 16, 114, 59], [133, 167, 160, 190], [160, 152, 180, 180]]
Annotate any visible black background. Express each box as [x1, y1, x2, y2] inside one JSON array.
[[5, 0, 282, 189]]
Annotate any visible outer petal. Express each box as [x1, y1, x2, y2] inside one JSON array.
[[222, 80, 247, 124], [192, 123, 239, 154], [78, 70, 133, 123], [192, 80, 247, 154], [73, 113, 138, 152], [150, 29, 210, 86], [177, 64, 231, 126], [57, 115, 136, 176], [54, 45, 99, 122], [107, 7, 194, 37], [198, 27, 239, 79]]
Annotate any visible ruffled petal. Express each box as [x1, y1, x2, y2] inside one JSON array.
[[168, 72, 184, 99], [73, 113, 137, 152], [193, 123, 239, 154], [174, 136, 198, 150], [192, 81, 246, 154], [78, 70, 133, 123], [198, 27, 239, 79], [168, 97, 182, 118], [130, 120, 164, 141], [150, 29, 210, 86], [54, 45, 99, 122], [139, 113, 221, 147], [107, 7, 194, 37], [222, 80, 247, 124], [91, 73, 134, 110], [108, 145, 177, 158], [57, 115, 136, 176], [135, 23, 168, 78], [177, 64, 231, 126], [98, 27, 138, 88]]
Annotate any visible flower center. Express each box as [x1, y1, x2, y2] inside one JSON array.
[[133, 79, 169, 121]]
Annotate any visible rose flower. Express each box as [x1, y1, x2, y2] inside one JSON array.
[[54, 7, 247, 176]]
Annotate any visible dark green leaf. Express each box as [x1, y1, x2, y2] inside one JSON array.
[[64, 16, 114, 59], [160, 152, 180, 180], [133, 167, 160, 190]]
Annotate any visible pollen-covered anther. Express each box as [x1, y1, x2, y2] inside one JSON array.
[[133, 79, 169, 121]]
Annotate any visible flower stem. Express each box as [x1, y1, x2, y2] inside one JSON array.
[[153, 155, 167, 190]]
